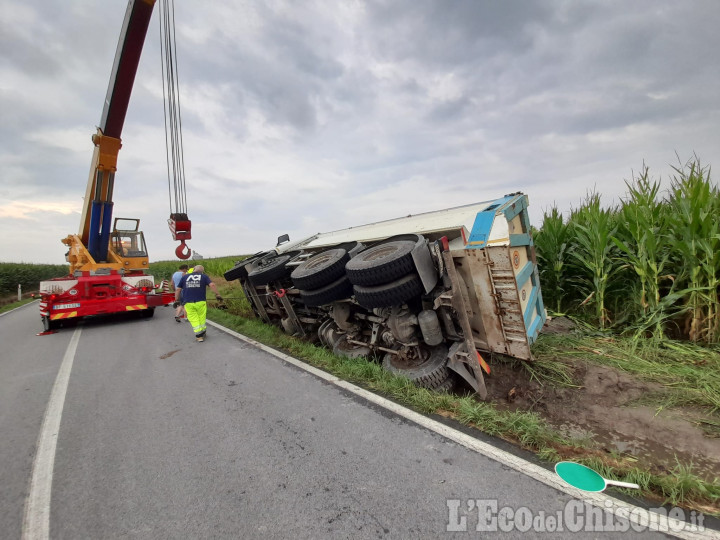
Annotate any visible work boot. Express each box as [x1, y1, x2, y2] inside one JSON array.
[[196, 335, 205, 342]]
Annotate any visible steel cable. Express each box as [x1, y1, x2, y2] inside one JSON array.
[[159, 0, 187, 215]]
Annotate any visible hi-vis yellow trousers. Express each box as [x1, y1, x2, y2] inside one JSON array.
[[185, 301, 207, 335]]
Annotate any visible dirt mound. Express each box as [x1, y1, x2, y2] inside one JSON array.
[[484, 357, 720, 483]]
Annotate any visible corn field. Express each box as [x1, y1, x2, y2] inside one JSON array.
[[0, 263, 68, 298], [534, 157, 720, 344], [149, 256, 241, 282]]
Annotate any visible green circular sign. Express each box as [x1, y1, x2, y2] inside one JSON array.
[[555, 461, 607, 492]]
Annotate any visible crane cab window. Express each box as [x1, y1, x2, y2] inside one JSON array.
[[112, 231, 147, 258]]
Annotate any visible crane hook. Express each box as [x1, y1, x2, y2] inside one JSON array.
[[175, 240, 191, 260]]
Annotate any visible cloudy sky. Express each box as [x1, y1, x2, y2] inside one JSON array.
[[1, 0, 718, 264]]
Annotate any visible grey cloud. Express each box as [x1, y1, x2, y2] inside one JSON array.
[[364, 0, 553, 65], [1, 0, 718, 263]]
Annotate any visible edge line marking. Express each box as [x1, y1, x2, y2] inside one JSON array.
[[208, 320, 713, 539], [22, 327, 82, 540]]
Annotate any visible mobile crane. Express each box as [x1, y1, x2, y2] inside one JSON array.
[[38, 0, 185, 331]]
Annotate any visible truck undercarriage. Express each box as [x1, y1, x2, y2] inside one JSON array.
[[225, 193, 546, 398]]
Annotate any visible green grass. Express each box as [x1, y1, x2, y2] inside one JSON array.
[[0, 298, 36, 314], [532, 333, 720, 412]]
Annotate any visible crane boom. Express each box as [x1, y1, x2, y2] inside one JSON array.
[[101, 0, 155, 139], [76, 0, 156, 262]]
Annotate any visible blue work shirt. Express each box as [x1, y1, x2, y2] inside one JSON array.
[[172, 271, 185, 288], [178, 272, 213, 303]]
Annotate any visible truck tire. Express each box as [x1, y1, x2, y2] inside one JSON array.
[[224, 254, 264, 281], [299, 275, 353, 307], [353, 273, 423, 308], [382, 345, 452, 391], [291, 248, 349, 290], [248, 255, 292, 286], [345, 240, 416, 286]]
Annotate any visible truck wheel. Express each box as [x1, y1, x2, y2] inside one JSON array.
[[345, 240, 416, 286], [353, 273, 423, 308], [333, 335, 371, 359], [224, 253, 267, 282], [291, 248, 349, 290], [248, 255, 292, 286], [382, 345, 452, 391], [299, 275, 353, 307]]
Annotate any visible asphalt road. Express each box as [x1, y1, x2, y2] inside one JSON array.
[[0, 303, 695, 539]]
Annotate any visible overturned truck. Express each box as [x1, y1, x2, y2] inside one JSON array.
[[224, 193, 546, 398]]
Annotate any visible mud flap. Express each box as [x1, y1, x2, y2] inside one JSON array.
[[440, 250, 488, 399], [447, 341, 488, 399]]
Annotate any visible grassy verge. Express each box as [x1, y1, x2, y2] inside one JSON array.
[[206, 283, 720, 513], [532, 332, 720, 413], [0, 298, 36, 314]]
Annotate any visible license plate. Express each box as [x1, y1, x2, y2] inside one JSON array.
[[54, 303, 81, 310]]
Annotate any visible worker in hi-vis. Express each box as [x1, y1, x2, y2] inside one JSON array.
[[175, 265, 222, 342]]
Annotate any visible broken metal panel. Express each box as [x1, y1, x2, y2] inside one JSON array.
[[441, 251, 487, 397], [411, 240, 439, 294], [447, 342, 486, 397]]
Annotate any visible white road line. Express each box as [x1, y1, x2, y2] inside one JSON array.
[[22, 327, 82, 540], [208, 320, 715, 540]]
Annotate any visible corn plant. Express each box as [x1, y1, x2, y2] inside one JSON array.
[[566, 192, 620, 329], [533, 206, 572, 313], [666, 158, 720, 343], [611, 166, 674, 338], [201, 256, 239, 277]]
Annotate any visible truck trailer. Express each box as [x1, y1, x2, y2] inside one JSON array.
[[224, 192, 546, 398]]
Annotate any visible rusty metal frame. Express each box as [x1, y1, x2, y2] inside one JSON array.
[[439, 250, 488, 399], [243, 282, 270, 324], [276, 291, 306, 338]]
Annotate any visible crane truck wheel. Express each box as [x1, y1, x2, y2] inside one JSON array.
[[247, 255, 292, 286], [299, 275, 354, 307], [382, 345, 452, 391], [352, 272, 423, 308], [345, 240, 416, 286], [291, 248, 350, 290]]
